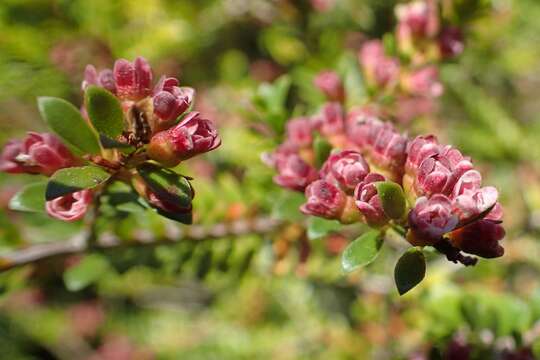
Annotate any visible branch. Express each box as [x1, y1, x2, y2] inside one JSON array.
[[0, 217, 283, 272]]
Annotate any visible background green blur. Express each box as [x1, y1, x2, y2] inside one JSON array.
[[1, 0, 540, 359]]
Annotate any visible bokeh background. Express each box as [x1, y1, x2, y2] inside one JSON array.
[[1, 0, 540, 359]]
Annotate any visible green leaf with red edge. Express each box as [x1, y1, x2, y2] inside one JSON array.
[[341, 230, 383, 273], [394, 248, 426, 295], [38, 97, 101, 154]]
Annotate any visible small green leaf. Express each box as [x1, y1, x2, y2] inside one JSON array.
[[63, 254, 110, 291], [85, 86, 125, 139], [314, 134, 332, 168], [307, 217, 341, 240], [38, 97, 101, 154], [394, 248, 426, 295], [46, 166, 111, 200], [375, 181, 407, 220], [342, 230, 383, 273], [9, 182, 47, 213]]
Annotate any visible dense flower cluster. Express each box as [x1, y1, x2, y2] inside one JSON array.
[[1, 57, 220, 222], [267, 101, 505, 259]]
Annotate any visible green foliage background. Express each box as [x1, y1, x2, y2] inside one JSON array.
[[1, 0, 540, 358]]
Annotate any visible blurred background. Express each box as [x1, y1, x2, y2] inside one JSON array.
[[1, 0, 540, 359]]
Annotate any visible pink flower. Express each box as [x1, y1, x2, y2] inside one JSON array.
[[405, 135, 440, 174], [359, 41, 400, 91], [408, 194, 459, 245], [274, 154, 319, 192], [82, 65, 116, 94], [147, 112, 221, 166], [415, 148, 473, 197], [0, 132, 77, 176], [439, 26, 464, 59], [46, 190, 93, 221], [153, 87, 194, 123], [113, 57, 153, 100], [402, 66, 443, 98], [301, 180, 346, 220], [395, 0, 439, 39], [314, 71, 344, 102], [313, 102, 345, 137], [286, 117, 313, 148], [320, 150, 370, 193], [354, 173, 388, 227]]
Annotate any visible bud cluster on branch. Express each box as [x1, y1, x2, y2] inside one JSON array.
[[1, 57, 220, 224], [265, 0, 503, 294]]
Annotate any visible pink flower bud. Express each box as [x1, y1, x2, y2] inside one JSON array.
[[147, 112, 221, 166], [395, 0, 439, 39], [449, 219, 505, 258], [402, 66, 443, 98], [354, 173, 388, 227], [301, 180, 346, 220], [286, 117, 313, 148], [359, 41, 400, 91], [408, 194, 459, 246], [0, 132, 77, 176], [153, 75, 180, 94], [314, 71, 345, 102], [346, 115, 407, 181], [153, 87, 193, 123], [320, 150, 370, 193], [113, 57, 153, 100], [46, 190, 92, 222], [274, 154, 319, 192], [405, 135, 439, 174], [439, 26, 464, 59], [416, 150, 473, 197], [345, 106, 383, 148], [453, 183, 499, 223], [313, 102, 345, 137], [82, 65, 116, 94]]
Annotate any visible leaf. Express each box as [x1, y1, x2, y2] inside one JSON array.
[[85, 86, 125, 139], [341, 230, 383, 273], [307, 217, 341, 240], [63, 254, 110, 291], [9, 182, 47, 213], [314, 134, 332, 168], [46, 166, 111, 200], [37, 97, 101, 154], [375, 181, 407, 220], [394, 248, 426, 295]]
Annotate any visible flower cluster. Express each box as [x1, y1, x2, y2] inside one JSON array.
[[1, 57, 220, 223], [356, 0, 464, 123], [267, 102, 505, 261]]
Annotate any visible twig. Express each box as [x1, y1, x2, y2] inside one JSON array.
[[0, 217, 284, 272]]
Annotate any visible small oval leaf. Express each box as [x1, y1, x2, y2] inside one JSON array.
[[394, 248, 426, 295], [9, 182, 47, 213], [38, 97, 101, 154], [46, 166, 111, 200], [85, 86, 125, 139], [342, 230, 383, 273], [63, 254, 110, 291], [375, 181, 407, 220]]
